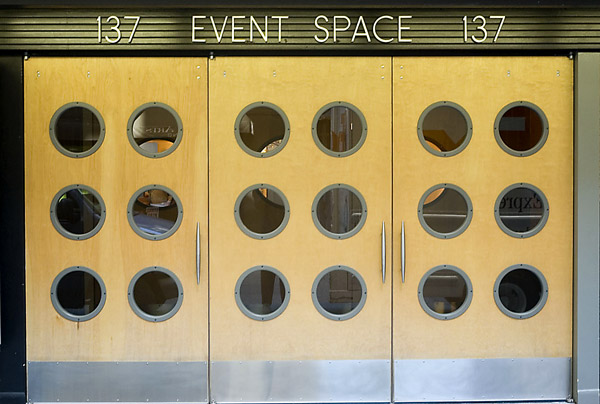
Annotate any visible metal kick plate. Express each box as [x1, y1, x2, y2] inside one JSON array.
[[211, 359, 391, 403]]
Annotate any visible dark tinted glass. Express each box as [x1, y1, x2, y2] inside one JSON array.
[[498, 268, 543, 313], [423, 269, 468, 314], [56, 188, 102, 235], [422, 105, 468, 153], [498, 106, 544, 152], [498, 187, 545, 233], [55, 106, 101, 153], [131, 106, 179, 154], [133, 271, 179, 316], [422, 188, 468, 234], [239, 106, 286, 154], [316, 269, 362, 315], [56, 271, 102, 316], [316, 188, 363, 235], [239, 270, 286, 315], [239, 187, 285, 234], [132, 189, 179, 236], [316, 106, 363, 153]]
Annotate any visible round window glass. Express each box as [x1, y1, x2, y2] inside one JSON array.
[[235, 102, 290, 158], [234, 184, 290, 239], [127, 185, 183, 240], [127, 103, 183, 158], [312, 184, 367, 240], [418, 184, 472, 239], [312, 102, 367, 157], [495, 102, 548, 156], [418, 102, 472, 157], [495, 183, 549, 238], [312, 266, 367, 321], [494, 265, 548, 319], [235, 266, 290, 321], [128, 267, 183, 322], [418, 265, 473, 320], [51, 266, 106, 322], [50, 184, 106, 240], [50, 103, 105, 158]]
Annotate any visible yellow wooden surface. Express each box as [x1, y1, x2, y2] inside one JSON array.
[[393, 57, 573, 359], [25, 58, 209, 361], [209, 57, 392, 361]]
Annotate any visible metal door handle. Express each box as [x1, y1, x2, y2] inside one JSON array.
[[381, 221, 386, 283], [401, 221, 406, 283], [196, 222, 200, 285]]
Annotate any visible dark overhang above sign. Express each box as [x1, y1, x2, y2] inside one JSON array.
[[1, 8, 600, 51]]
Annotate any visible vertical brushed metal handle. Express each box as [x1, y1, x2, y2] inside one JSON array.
[[382, 221, 386, 283], [401, 221, 406, 283], [196, 222, 200, 285]]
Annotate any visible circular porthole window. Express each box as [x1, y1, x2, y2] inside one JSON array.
[[50, 184, 106, 240], [234, 102, 290, 158], [312, 266, 367, 321], [312, 184, 367, 240], [494, 101, 549, 157], [417, 101, 473, 157], [494, 264, 548, 319], [418, 184, 472, 239], [418, 265, 473, 320], [234, 184, 290, 240], [49, 102, 105, 158], [312, 102, 367, 157], [495, 183, 549, 238], [127, 185, 183, 240], [128, 266, 183, 322], [234, 266, 290, 321], [127, 102, 183, 158], [51, 266, 107, 322]]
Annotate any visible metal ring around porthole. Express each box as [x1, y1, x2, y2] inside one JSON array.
[[417, 101, 473, 157], [312, 101, 368, 158], [234, 184, 290, 240], [234, 102, 291, 158], [128, 266, 184, 322], [494, 183, 549, 238], [493, 264, 548, 319], [50, 266, 107, 322], [311, 265, 367, 321], [312, 183, 368, 240], [234, 265, 291, 321], [494, 101, 549, 157], [417, 265, 473, 320], [127, 184, 184, 241], [417, 183, 473, 239], [49, 102, 106, 158], [50, 184, 106, 240], [127, 102, 183, 158]]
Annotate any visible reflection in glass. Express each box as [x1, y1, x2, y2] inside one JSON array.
[[55, 106, 101, 153], [132, 106, 179, 154], [239, 187, 285, 234], [239, 269, 286, 315], [423, 269, 467, 315], [131, 189, 179, 236], [422, 105, 468, 153], [498, 106, 544, 152], [133, 271, 179, 316], [239, 106, 286, 155], [316, 188, 363, 235], [56, 271, 102, 316], [422, 187, 468, 234], [498, 268, 542, 313], [316, 106, 363, 153], [56, 188, 102, 235], [316, 269, 362, 315], [498, 187, 545, 233]]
